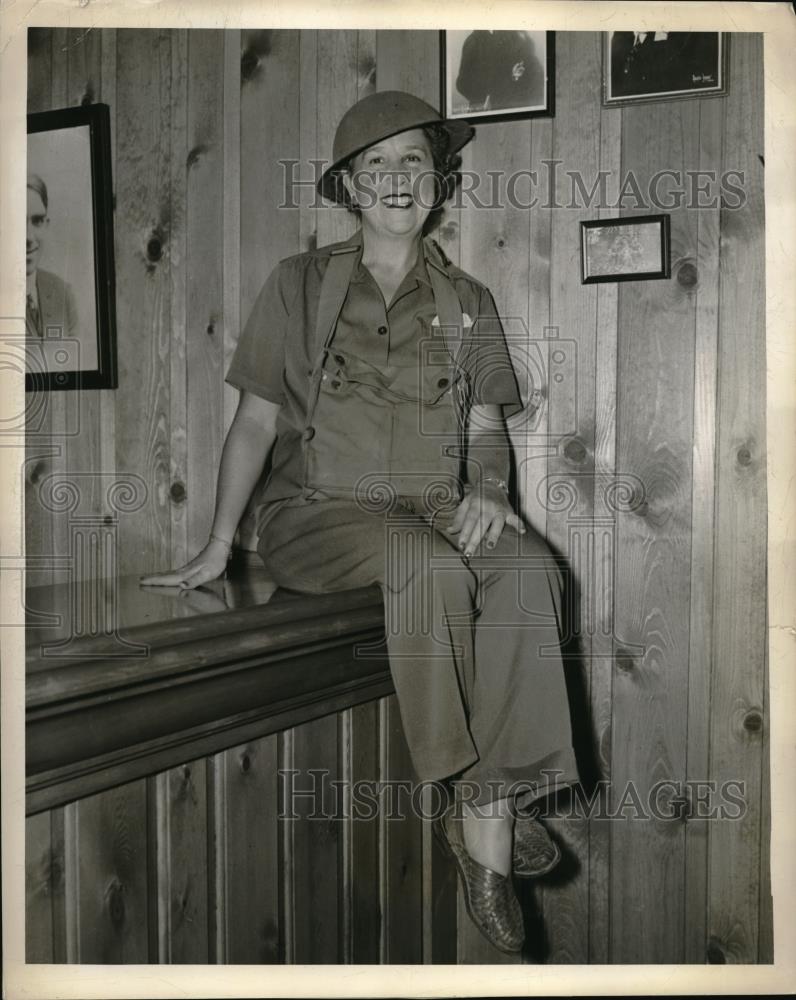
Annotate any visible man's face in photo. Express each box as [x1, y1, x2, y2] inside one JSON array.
[[26, 186, 48, 277]]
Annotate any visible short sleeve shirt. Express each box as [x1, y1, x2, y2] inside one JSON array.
[[225, 230, 523, 515]]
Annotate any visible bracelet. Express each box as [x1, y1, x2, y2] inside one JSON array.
[[480, 477, 509, 493], [209, 532, 233, 558]]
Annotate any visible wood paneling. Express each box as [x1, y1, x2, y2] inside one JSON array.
[[24, 28, 771, 967], [708, 32, 768, 964], [611, 94, 700, 963], [72, 781, 151, 962]]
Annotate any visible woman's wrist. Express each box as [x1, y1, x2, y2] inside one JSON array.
[[478, 476, 509, 494], [208, 532, 233, 559]]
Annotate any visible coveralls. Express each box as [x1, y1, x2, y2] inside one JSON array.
[[225, 229, 579, 808]]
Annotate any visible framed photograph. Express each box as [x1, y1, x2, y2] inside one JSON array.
[[441, 30, 554, 123], [580, 214, 671, 284], [26, 103, 117, 391], [603, 31, 728, 106]]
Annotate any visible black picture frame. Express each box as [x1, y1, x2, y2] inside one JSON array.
[[441, 30, 555, 124], [26, 103, 118, 391], [580, 214, 671, 284], [602, 31, 728, 106]]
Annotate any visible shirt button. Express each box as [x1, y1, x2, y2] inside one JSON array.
[[377, 325, 388, 336], [303, 427, 315, 441], [437, 376, 450, 389]]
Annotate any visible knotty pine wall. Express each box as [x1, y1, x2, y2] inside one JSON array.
[[25, 29, 771, 963]]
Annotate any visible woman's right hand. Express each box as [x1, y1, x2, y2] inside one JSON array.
[[139, 538, 230, 590]]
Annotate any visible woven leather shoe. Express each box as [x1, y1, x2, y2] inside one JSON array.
[[513, 815, 561, 878], [434, 804, 524, 954]]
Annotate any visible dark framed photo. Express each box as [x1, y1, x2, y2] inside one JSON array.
[[603, 31, 728, 106], [441, 30, 554, 123], [26, 103, 117, 391], [580, 214, 671, 284]]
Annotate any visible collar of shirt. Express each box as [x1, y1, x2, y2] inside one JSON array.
[[26, 275, 39, 309], [341, 227, 438, 291]]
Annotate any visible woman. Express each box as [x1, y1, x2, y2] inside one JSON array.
[[142, 91, 579, 954]]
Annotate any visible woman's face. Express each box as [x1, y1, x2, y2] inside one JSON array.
[[343, 128, 437, 241]]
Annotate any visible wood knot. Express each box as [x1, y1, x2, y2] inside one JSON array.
[[28, 460, 47, 485], [737, 445, 752, 467], [146, 234, 163, 264], [563, 437, 587, 464], [743, 710, 762, 733], [496, 236, 507, 249], [706, 938, 726, 964], [187, 144, 209, 170], [676, 260, 698, 289], [615, 648, 634, 673], [240, 753, 251, 773], [241, 30, 272, 83], [106, 880, 126, 928], [170, 481, 186, 503]]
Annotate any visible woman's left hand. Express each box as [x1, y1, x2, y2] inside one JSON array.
[[445, 482, 526, 558]]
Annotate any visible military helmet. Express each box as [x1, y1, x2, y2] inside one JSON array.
[[317, 90, 475, 203]]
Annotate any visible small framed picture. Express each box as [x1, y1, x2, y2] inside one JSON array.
[[603, 31, 728, 106], [580, 215, 671, 284], [441, 30, 554, 123], [26, 103, 118, 391]]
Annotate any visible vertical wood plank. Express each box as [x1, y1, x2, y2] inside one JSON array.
[[98, 29, 118, 537], [758, 633, 773, 963], [186, 30, 226, 557], [237, 28, 301, 549], [217, 736, 281, 963], [288, 714, 342, 963], [114, 29, 174, 578], [540, 32, 601, 964], [155, 761, 209, 963], [587, 97, 622, 967], [519, 114, 554, 538], [683, 93, 723, 963], [72, 781, 151, 962], [610, 96, 700, 964], [315, 31, 360, 249], [222, 30, 242, 440], [63, 28, 103, 552], [25, 811, 56, 961], [381, 695, 423, 964], [707, 32, 767, 965], [168, 30, 189, 571], [374, 30, 438, 104], [347, 700, 382, 962]]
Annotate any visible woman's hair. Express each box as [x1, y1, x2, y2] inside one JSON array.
[[330, 124, 464, 217], [27, 173, 49, 211]]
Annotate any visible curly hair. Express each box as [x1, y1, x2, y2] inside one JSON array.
[[329, 124, 464, 215]]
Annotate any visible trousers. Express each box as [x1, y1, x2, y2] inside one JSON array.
[[257, 497, 579, 808]]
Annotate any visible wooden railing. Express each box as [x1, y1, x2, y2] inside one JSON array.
[[25, 563, 518, 964], [26, 566, 391, 815]]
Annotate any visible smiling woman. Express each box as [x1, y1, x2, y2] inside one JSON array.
[[142, 89, 581, 955]]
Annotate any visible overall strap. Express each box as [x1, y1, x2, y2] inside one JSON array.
[[304, 242, 360, 439], [314, 244, 360, 353], [425, 251, 466, 364]]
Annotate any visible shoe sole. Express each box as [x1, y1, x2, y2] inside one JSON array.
[[433, 809, 524, 955], [513, 838, 561, 879]]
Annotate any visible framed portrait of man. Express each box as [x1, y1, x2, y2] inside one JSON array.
[[441, 30, 555, 123], [603, 31, 728, 105], [26, 103, 117, 390]]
